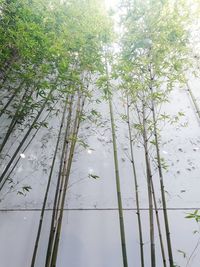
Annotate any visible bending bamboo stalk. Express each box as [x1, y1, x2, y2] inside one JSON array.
[[0, 90, 54, 189], [0, 101, 58, 191]]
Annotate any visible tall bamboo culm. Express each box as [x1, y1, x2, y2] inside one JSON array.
[[149, 64, 174, 267], [31, 98, 68, 267], [141, 100, 156, 267], [105, 52, 128, 267], [45, 94, 84, 267], [0, 89, 54, 189], [126, 96, 144, 267], [0, 101, 59, 192], [45, 94, 74, 266]]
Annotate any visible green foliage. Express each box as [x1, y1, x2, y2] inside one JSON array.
[[118, 0, 195, 100], [159, 157, 169, 171], [0, 0, 113, 140], [186, 210, 200, 222], [0, 0, 113, 89]]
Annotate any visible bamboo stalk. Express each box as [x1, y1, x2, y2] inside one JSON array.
[[46, 94, 84, 267], [0, 88, 28, 154], [45, 94, 74, 266], [149, 65, 174, 267], [0, 84, 35, 154], [151, 100, 174, 267], [0, 82, 25, 118], [126, 96, 144, 267], [109, 95, 128, 267], [135, 98, 166, 267], [186, 82, 200, 120], [142, 101, 156, 267], [0, 90, 54, 189], [53, 95, 75, 222], [51, 96, 84, 267], [151, 179, 167, 267], [0, 64, 13, 90], [31, 98, 68, 267], [0, 101, 58, 192], [105, 50, 128, 267]]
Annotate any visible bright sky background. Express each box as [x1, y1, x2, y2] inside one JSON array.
[[104, 0, 119, 11]]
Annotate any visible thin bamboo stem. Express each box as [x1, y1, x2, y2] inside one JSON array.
[[45, 94, 74, 266], [46, 94, 84, 267], [0, 84, 35, 154], [151, 179, 167, 267], [51, 96, 84, 267], [109, 95, 128, 267], [149, 64, 174, 267], [126, 96, 144, 267], [30, 98, 68, 267], [0, 90, 54, 189], [0, 88, 29, 154], [0, 101, 58, 192], [54, 96, 75, 221], [105, 49, 128, 267], [186, 82, 200, 120], [142, 101, 156, 267], [0, 80, 25, 118]]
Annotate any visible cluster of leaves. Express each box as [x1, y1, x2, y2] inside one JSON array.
[[186, 210, 200, 223], [0, 0, 113, 120], [118, 0, 196, 96], [115, 0, 199, 150], [0, 0, 113, 132], [0, 0, 113, 195]]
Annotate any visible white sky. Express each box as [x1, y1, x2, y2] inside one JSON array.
[[104, 0, 119, 11]]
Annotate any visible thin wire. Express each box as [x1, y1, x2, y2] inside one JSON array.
[[0, 207, 198, 212]]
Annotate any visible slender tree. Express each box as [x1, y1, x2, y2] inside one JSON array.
[[102, 49, 128, 267], [31, 98, 68, 267], [118, 1, 195, 266], [126, 95, 144, 267]]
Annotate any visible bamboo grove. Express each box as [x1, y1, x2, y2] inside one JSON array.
[[1, 0, 200, 266]]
